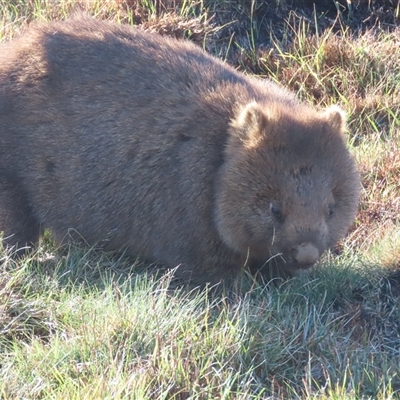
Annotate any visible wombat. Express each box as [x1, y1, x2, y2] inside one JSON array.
[[0, 16, 359, 285]]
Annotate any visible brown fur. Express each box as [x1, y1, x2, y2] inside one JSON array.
[[0, 16, 359, 285]]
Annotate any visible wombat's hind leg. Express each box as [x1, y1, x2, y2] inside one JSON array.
[[0, 183, 41, 256]]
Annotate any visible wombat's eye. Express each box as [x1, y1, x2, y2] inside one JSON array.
[[269, 203, 283, 221], [328, 204, 335, 218]]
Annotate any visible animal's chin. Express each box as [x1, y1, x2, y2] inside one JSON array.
[[297, 260, 316, 270], [246, 247, 318, 271], [286, 261, 316, 272], [270, 257, 316, 272]]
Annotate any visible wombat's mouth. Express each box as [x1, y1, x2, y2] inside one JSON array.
[[280, 257, 316, 272], [250, 252, 317, 279], [266, 254, 316, 273], [296, 261, 315, 270]]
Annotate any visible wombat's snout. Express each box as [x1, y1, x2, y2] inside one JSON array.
[[291, 242, 320, 269]]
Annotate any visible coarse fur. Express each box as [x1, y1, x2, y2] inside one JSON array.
[[0, 16, 359, 285]]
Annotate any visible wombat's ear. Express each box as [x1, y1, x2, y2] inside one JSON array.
[[324, 105, 347, 133], [232, 102, 269, 148]]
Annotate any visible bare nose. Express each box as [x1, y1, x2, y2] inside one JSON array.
[[293, 242, 320, 268]]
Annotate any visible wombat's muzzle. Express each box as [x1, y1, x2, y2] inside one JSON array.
[[290, 242, 320, 270]]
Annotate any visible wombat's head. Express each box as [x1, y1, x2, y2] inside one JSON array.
[[215, 102, 359, 275]]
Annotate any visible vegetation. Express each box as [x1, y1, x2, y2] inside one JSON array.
[[0, 1, 399, 398]]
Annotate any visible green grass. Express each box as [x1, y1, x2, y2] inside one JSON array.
[[0, 0, 399, 398], [1, 249, 399, 398]]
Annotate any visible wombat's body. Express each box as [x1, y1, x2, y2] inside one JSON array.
[[0, 16, 359, 284]]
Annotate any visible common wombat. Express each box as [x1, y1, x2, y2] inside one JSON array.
[[0, 16, 359, 285]]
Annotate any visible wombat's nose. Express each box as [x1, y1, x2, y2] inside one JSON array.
[[293, 243, 320, 268]]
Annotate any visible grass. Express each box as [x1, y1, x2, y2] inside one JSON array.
[[2, 250, 399, 399], [0, 0, 400, 398]]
